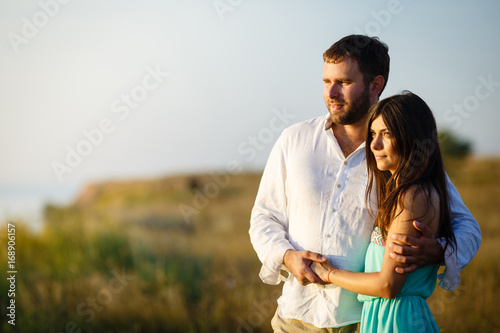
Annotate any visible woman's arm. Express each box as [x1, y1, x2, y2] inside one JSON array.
[[311, 189, 438, 299]]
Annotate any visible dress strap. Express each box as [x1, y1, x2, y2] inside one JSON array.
[[370, 228, 387, 247]]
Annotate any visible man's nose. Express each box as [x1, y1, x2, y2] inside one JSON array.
[[328, 83, 341, 99]]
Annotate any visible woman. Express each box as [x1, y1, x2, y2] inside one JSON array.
[[311, 91, 456, 332]]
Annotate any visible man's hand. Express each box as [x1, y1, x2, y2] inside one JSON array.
[[283, 249, 328, 285], [389, 220, 445, 274]]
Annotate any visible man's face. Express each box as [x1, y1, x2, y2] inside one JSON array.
[[322, 58, 372, 125]]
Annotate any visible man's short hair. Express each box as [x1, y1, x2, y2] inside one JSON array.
[[324, 35, 390, 97]]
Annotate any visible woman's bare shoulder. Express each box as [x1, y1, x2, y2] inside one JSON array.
[[400, 184, 440, 232]]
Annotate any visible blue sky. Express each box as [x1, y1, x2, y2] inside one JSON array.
[[1, 0, 500, 223]]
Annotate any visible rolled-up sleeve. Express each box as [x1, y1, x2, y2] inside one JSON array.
[[249, 134, 294, 285], [438, 174, 481, 290]]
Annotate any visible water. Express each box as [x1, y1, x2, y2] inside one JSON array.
[[0, 184, 81, 233]]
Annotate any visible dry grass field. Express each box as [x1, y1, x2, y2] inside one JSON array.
[[0, 157, 498, 332], [428, 158, 500, 332]]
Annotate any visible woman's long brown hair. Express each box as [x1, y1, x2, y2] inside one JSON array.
[[365, 91, 456, 253]]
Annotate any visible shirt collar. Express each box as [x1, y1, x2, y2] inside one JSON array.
[[324, 115, 333, 131], [323, 115, 367, 156]]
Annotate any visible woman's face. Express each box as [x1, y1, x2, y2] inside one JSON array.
[[370, 115, 399, 174]]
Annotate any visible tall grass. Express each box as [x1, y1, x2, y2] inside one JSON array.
[[0, 161, 498, 332], [428, 157, 500, 332]]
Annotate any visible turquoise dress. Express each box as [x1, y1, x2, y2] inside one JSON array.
[[357, 228, 439, 332]]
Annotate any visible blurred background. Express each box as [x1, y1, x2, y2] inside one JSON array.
[[1, 0, 499, 332]]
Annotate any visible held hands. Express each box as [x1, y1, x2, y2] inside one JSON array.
[[389, 220, 445, 274], [283, 220, 445, 282], [283, 249, 329, 285], [310, 260, 337, 284]]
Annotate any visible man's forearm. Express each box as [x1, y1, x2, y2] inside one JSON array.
[[249, 208, 295, 285]]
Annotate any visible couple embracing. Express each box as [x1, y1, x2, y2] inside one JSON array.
[[249, 35, 480, 332]]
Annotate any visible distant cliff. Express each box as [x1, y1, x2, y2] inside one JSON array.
[[45, 172, 263, 234]]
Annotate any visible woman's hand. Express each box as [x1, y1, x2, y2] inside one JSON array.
[[310, 260, 336, 283]]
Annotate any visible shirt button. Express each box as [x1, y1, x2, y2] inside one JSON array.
[[331, 208, 336, 213], [325, 234, 331, 238], [343, 161, 347, 165], [336, 184, 341, 188]]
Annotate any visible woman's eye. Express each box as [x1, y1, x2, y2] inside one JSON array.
[[383, 132, 391, 137]]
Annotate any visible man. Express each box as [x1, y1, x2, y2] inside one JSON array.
[[249, 35, 481, 332]]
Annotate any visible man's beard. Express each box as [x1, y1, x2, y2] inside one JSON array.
[[327, 87, 371, 125]]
